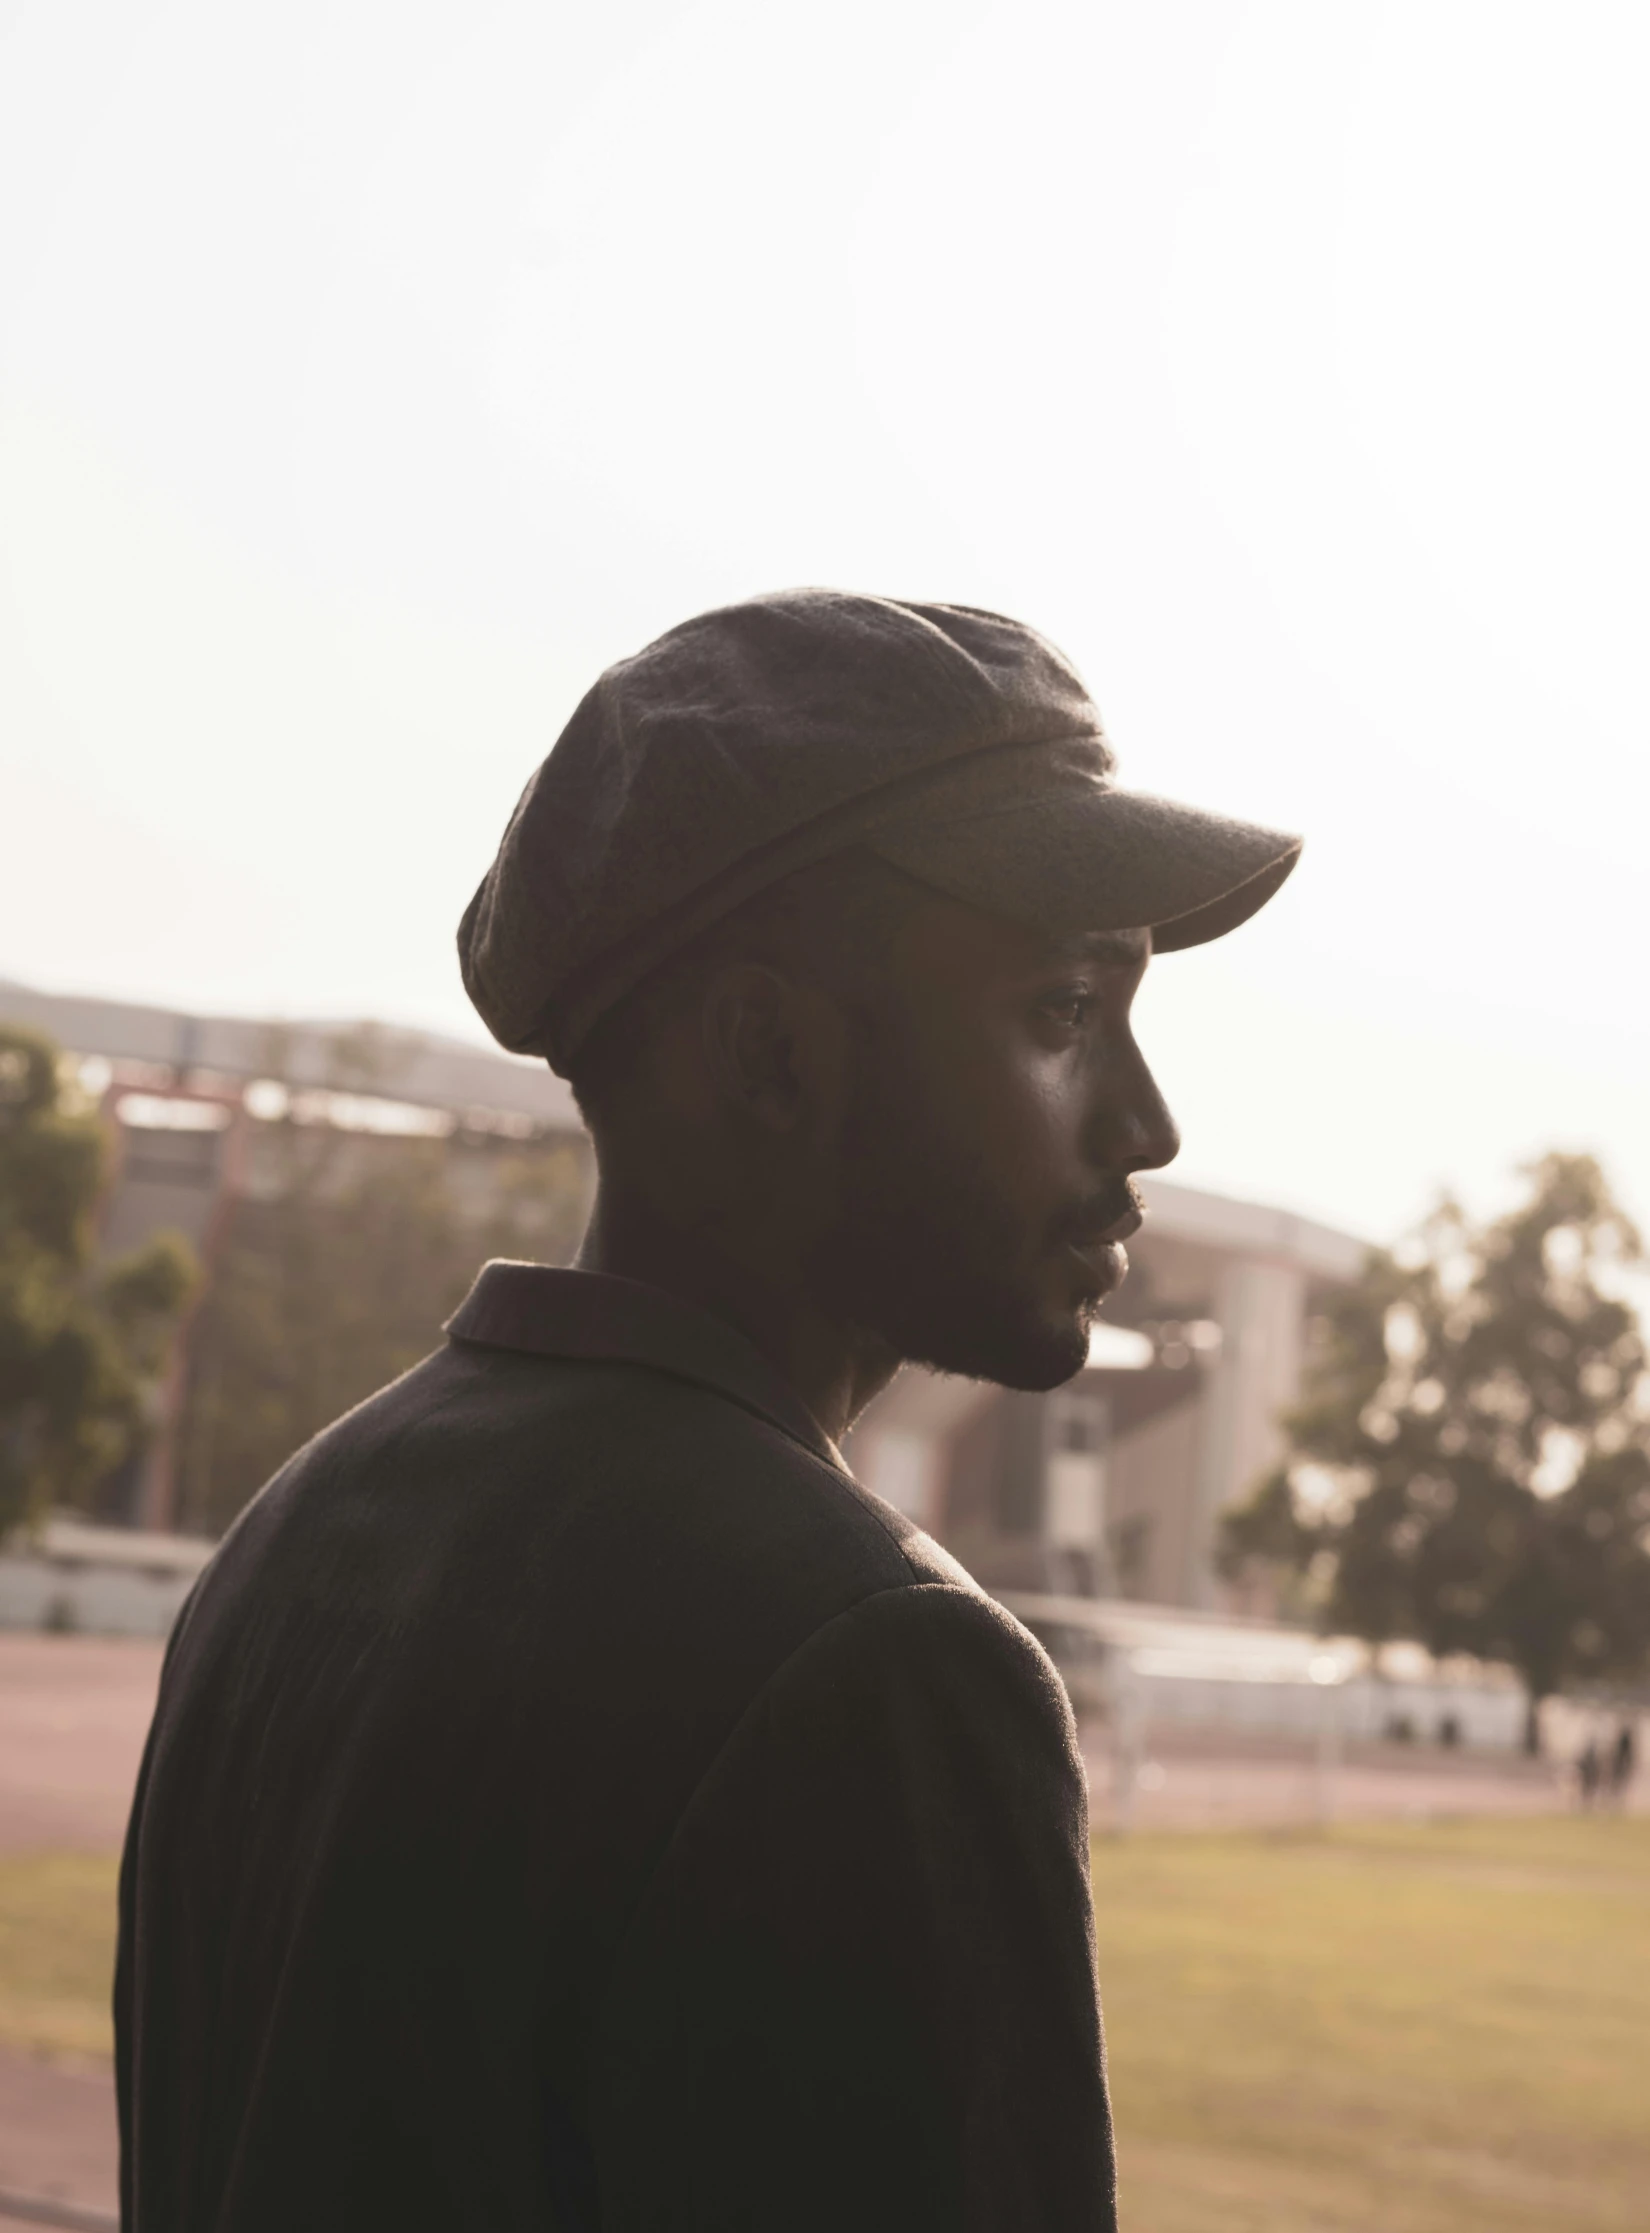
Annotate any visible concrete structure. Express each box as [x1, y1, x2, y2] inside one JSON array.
[[1, 978, 587, 1270], [0, 1518, 212, 1639], [998, 1591, 1529, 1754], [0, 980, 581, 1137]]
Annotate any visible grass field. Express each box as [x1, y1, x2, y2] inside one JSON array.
[[1093, 1815, 1650, 2232], [0, 1851, 119, 2063], [1, 1818, 1645, 2228]]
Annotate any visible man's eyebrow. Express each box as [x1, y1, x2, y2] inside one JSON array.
[[1048, 928, 1150, 967]]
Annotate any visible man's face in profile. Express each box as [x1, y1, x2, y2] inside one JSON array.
[[813, 888, 1180, 1391]]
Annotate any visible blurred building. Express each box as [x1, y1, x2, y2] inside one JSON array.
[[4, 980, 1364, 1615], [1, 980, 591, 1531]]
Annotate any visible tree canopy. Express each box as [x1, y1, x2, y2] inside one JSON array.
[[1220, 1152, 1650, 1745], [0, 1026, 195, 1532]]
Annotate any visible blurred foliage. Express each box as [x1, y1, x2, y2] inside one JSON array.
[[0, 1026, 196, 1533], [174, 1028, 588, 1535], [1220, 1152, 1650, 1743]]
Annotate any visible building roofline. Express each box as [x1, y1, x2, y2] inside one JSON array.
[[1138, 1173, 1367, 1282], [0, 978, 580, 1134]]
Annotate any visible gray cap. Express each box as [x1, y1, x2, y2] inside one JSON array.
[[459, 589, 1301, 1073]]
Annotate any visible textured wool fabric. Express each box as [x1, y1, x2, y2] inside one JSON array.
[[117, 1265, 1117, 2233], [457, 589, 1301, 1071]]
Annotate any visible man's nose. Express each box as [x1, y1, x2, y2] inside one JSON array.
[[1088, 1038, 1180, 1175]]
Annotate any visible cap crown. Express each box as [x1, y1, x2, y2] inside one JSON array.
[[459, 589, 1104, 1061]]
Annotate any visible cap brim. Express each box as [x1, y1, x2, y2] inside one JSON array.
[[866, 783, 1302, 952]]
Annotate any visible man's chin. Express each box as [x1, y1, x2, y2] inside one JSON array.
[[903, 1303, 1093, 1393]]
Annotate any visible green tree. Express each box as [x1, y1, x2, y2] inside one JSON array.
[[0, 1026, 195, 1532], [1220, 1152, 1650, 1750], [174, 1033, 588, 1534]]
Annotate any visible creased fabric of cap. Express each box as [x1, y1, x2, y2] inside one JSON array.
[[458, 588, 1301, 1072]]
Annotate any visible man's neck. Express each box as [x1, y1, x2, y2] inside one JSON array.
[[574, 1184, 901, 1447]]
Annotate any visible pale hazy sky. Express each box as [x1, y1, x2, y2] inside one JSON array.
[[2, 0, 1647, 1245]]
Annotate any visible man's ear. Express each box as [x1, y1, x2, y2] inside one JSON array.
[[700, 965, 805, 1130]]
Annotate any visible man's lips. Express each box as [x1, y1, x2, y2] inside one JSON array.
[[1064, 1237, 1131, 1295], [1063, 1197, 1144, 1250], [1060, 1197, 1144, 1294], [1091, 1205, 1143, 1247]]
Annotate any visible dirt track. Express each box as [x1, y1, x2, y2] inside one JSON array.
[[0, 2047, 117, 2226], [0, 1637, 159, 2224], [0, 1637, 163, 1859]]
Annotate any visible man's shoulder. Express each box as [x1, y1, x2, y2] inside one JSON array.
[[188, 1335, 959, 1677], [151, 1341, 1016, 1887], [759, 1573, 1077, 1767]]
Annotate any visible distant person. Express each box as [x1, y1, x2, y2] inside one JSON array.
[[1577, 1735, 1602, 1809], [116, 592, 1301, 2231], [1610, 1719, 1637, 1804]]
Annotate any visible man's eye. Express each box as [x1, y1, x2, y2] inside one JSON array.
[[1043, 988, 1096, 1029]]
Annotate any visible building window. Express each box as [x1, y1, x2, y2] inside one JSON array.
[[121, 1125, 223, 1187], [1050, 1395, 1107, 1455]]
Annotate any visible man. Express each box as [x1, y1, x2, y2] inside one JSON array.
[[117, 590, 1300, 2229]]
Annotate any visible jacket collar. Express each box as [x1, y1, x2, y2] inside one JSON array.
[[446, 1262, 848, 1474]]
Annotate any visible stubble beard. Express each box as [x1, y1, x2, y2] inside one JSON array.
[[814, 1072, 1093, 1394]]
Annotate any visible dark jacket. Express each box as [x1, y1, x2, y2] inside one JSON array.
[[116, 1264, 1115, 2231]]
